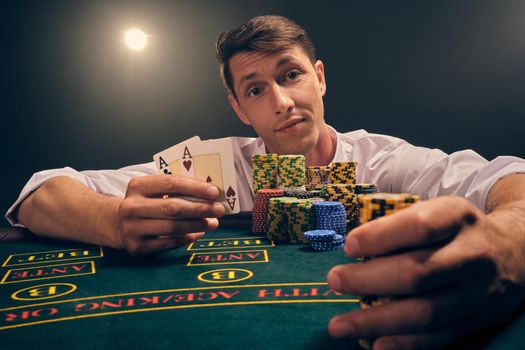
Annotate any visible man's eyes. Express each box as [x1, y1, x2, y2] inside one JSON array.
[[286, 70, 301, 80], [245, 70, 303, 97], [247, 87, 262, 97]]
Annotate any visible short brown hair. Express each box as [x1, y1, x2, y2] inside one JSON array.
[[215, 15, 316, 98]]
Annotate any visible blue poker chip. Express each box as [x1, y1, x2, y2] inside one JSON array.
[[313, 201, 343, 208], [317, 224, 347, 230], [317, 219, 346, 224], [330, 242, 345, 250], [304, 229, 335, 241], [316, 216, 345, 221], [313, 203, 345, 213], [316, 214, 347, 219], [316, 210, 346, 214], [332, 234, 345, 245]]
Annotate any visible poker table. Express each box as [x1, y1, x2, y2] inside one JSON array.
[[0, 220, 523, 350]]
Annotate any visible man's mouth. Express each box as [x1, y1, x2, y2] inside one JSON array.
[[275, 118, 305, 132]]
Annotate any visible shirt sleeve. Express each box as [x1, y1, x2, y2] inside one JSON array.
[[4, 162, 157, 227], [345, 131, 525, 212]]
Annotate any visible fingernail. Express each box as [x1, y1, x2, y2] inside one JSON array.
[[330, 317, 355, 338], [327, 267, 342, 292], [207, 186, 219, 197], [212, 203, 224, 212], [346, 236, 360, 256]]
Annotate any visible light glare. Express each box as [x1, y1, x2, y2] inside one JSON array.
[[124, 29, 148, 50]]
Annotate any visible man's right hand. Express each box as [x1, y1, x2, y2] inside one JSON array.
[[116, 174, 225, 256]]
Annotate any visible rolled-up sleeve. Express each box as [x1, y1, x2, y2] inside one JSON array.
[[5, 162, 157, 227], [344, 131, 525, 212]]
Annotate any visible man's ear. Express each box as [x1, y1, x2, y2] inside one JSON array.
[[228, 94, 252, 125], [314, 60, 327, 97]]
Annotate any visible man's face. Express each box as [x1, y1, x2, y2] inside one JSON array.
[[227, 46, 327, 155]]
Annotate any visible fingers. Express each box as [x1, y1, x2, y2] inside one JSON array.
[[345, 196, 482, 257], [119, 196, 225, 220], [127, 232, 206, 256], [126, 174, 221, 201], [328, 284, 481, 339], [371, 315, 497, 350], [121, 218, 218, 256], [328, 233, 497, 296], [121, 217, 219, 239], [328, 249, 448, 295], [117, 174, 226, 256]]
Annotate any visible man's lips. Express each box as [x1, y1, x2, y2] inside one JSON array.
[[275, 118, 305, 132]]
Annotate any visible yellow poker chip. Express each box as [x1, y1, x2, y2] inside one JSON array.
[[252, 154, 279, 195], [358, 192, 419, 225]]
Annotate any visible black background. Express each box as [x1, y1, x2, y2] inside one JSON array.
[[2, 0, 524, 226]]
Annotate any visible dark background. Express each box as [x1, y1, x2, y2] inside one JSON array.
[[2, 0, 524, 226]]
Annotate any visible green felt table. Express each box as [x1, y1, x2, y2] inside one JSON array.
[[0, 225, 523, 350]]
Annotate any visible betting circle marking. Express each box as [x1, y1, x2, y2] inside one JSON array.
[[11, 283, 77, 301], [198, 268, 253, 283]]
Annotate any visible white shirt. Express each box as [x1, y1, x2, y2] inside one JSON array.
[[6, 128, 525, 227]]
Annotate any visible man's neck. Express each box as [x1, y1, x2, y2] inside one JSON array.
[[304, 124, 336, 167]]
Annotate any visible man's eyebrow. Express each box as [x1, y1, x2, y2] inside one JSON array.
[[276, 56, 295, 68], [239, 72, 258, 86], [238, 56, 300, 86]]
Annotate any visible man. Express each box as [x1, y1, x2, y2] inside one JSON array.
[[6, 15, 525, 350]]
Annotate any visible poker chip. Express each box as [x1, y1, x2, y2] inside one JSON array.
[[267, 197, 289, 242], [252, 189, 285, 233], [304, 229, 335, 241], [313, 201, 347, 237], [352, 183, 379, 194], [320, 184, 358, 227], [306, 166, 330, 190], [251, 155, 386, 257], [285, 197, 316, 243], [306, 231, 345, 251], [358, 192, 420, 225], [284, 188, 312, 198], [329, 161, 357, 185], [278, 155, 306, 190], [252, 154, 279, 195], [357, 192, 420, 348]]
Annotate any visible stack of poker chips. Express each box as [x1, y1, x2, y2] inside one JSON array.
[[304, 229, 345, 251], [284, 188, 312, 198], [267, 197, 289, 242], [284, 198, 316, 243], [320, 184, 358, 229], [356, 192, 419, 350], [353, 183, 379, 195], [313, 201, 347, 237], [252, 189, 285, 233], [306, 166, 330, 190], [330, 161, 357, 184], [351, 184, 380, 229], [252, 154, 279, 195], [278, 155, 306, 190], [358, 192, 420, 225]]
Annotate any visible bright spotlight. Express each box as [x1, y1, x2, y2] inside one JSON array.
[[124, 29, 148, 50]]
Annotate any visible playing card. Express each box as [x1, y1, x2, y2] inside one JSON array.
[[177, 137, 240, 214], [153, 136, 201, 175]]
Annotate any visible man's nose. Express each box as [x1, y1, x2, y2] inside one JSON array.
[[270, 84, 294, 115]]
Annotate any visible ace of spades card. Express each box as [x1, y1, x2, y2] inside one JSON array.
[[178, 137, 240, 214]]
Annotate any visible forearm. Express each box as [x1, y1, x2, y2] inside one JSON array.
[[485, 174, 525, 285], [17, 176, 123, 248], [486, 174, 525, 213]]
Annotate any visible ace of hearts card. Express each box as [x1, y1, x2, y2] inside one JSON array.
[[153, 136, 240, 215]]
